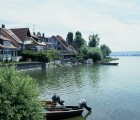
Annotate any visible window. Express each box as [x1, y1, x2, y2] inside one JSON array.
[[4, 50, 11, 55], [24, 40, 32, 44], [3, 41, 11, 46]]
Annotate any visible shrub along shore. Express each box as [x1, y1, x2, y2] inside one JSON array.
[[0, 66, 43, 120]]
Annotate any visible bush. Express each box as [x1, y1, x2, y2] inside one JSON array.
[[92, 52, 102, 63], [0, 66, 42, 120], [87, 47, 103, 63], [21, 50, 61, 62], [76, 54, 84, 63]]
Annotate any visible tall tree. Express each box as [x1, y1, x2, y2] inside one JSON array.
[[67, 32, 73, 45], [75, 31, 82, 36], [72, 31, 86, 50], [100, 44, 111, 58], [88, 34, 100, 47]]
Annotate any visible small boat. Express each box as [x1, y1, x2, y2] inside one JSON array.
[[42, 101, 84, 120], [102, 62, 119, 65], [43, 106, 83, 120]]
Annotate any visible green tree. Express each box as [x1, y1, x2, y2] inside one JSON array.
[[87, 47, 103, 63], [88, 34, 100, 47], [0, 66, 42, 120], [67, 32, 73, 45], [75, 31, 82, 36], [80, 46, 88, 60], [46, 50, 62, 61], [72, 31, 86, 51], [79, 46, 103, 63], [81, 47, 88, 56], [100, 44, 111, 58]]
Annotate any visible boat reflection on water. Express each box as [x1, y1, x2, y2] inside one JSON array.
[[65, 111, 92, 120]]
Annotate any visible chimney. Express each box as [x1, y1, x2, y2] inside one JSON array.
[[33, 32, 36, 35], [42, 33, 45, 37], [2, 24, 5, 28], [66, 36, 68, 44]]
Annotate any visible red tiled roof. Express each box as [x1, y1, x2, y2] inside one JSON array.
[[10, 28, 31, 42], [1, 28, 22, 43]]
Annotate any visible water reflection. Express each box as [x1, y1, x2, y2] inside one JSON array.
[[65, 112, 92, 120], [25, 57, 140, 120], [100, 109, 140, 120], [27, 65, 102, 100]]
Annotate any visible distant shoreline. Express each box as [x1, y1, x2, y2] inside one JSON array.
[[110, 51, 140, 56]]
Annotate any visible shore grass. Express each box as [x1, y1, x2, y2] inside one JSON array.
[[103, 57, 119, 63]]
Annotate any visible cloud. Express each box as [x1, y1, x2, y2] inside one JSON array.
[[1, 0, 140, 51]]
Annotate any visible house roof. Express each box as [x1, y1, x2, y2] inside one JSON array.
[[32, 38, 46, 46], [31, 34, 50, 41], [31, 34, 52, 46], [0, 34, 18, 49], [45, 42, 52, 45], [54, 35, 78, 55], [0, 35, 12, 41], [26, 37, 46, 46], [0, 44, 18, 49], [1, 28, 22, 43], [52, 35, 69, 52], [56, 35, 69, 47], [10, 28, 31, 42], [31, 34, 40, 40]]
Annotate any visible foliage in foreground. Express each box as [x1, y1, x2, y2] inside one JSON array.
[[0, 66, 42, 120]]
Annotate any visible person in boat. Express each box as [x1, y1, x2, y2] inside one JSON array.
[[79, 99, 92, 112], [52, 93, 64, 106]]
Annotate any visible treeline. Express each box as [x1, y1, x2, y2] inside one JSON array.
[[19, 31, 111, 63], [67, 31, 111, 63]]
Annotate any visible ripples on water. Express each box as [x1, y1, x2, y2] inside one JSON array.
[[26, 57, 140, 120]]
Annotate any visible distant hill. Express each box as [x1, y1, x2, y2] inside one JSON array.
[[110, 51, 140, 56]]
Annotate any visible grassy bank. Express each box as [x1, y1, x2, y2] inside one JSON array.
[[103, 57, 119, 63]]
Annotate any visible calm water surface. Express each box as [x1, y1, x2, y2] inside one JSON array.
[[26, 57, 140, 120]]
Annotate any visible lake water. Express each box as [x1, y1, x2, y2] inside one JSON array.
[[26, 57, 140, 120]]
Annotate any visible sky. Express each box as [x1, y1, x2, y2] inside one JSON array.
[[0, 0, 140, 52]]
